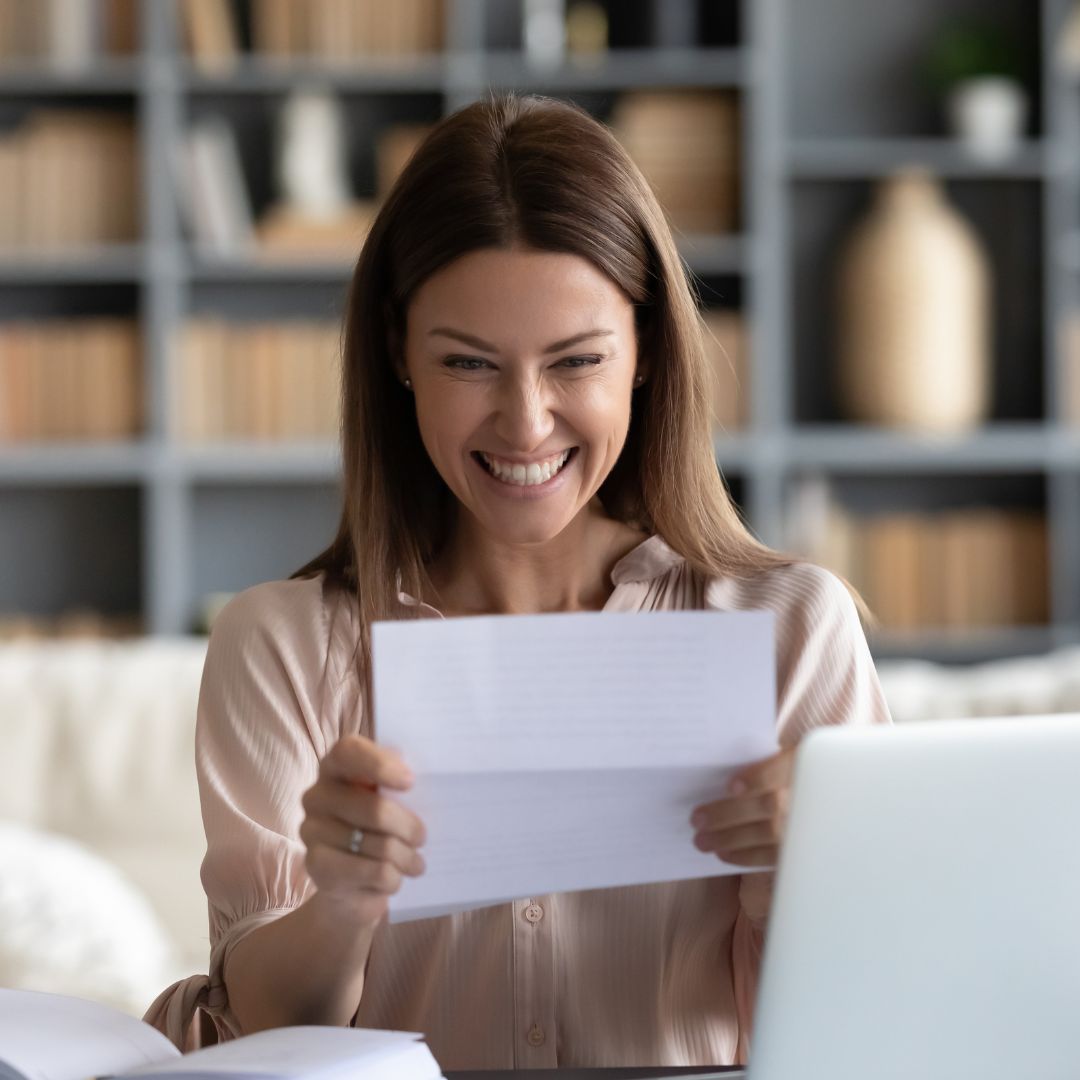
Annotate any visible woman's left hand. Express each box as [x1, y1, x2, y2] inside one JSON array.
[[689, 747, 796, 868]]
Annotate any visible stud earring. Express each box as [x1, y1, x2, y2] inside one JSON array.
[[404, 378, 412, 390], [633, 374, 644, 386]]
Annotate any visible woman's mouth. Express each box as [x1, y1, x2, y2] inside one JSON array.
[[473, 447, 577, 487]]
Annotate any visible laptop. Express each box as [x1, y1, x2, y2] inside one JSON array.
[[747, 712, 1080, 1080], [447, 714, 1080, 1080]]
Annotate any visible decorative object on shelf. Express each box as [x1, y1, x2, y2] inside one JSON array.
[[701, 309, 748, 433], [565, 1, 608, 62], [835, 169, 991, 432], [261, 89, 376, 257], [277, 89, 352, 220], [925, 19, 1029, 163], [611, 91, 739, 235], [524, 0, 566, 69], [1056, 2, 1080, 76]]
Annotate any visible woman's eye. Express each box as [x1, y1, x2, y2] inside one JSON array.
[[558, 355, 603, 369], [446, 356, 490, 371]]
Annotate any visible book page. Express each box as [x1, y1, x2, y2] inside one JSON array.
[[121, 1028, 437, 1080], [372, 610, 778, 922], [0, 989, 178, 1080]]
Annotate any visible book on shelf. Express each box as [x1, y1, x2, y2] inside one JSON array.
[[0, 320, 141, 442], [0, 110, 138, 252], [0, 610, 144, 641], [0, 988, 444, 1080], [249, 0, 444, 60], [177, 117, 256, 256], [0, 0, 136, 68], [790, 479, 1050, 632], [701, 308, 747, 433], [180, 0, 240, 73], [173, 319, 340, 441], [376, 124, 433, 200]]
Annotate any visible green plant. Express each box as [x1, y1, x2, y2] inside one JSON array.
[[924, 20, 1024, 93]]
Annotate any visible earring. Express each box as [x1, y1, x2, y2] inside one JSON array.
[[633, 374, 644, 386], [404, 378, 412, 390]]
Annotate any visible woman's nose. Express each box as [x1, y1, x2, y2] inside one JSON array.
[[492, 376, 555, 452]]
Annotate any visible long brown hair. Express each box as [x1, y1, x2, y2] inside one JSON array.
[[292, 93, 800, 677]]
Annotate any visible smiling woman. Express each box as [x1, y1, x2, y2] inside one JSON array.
[[143, 95, 891, 1066]]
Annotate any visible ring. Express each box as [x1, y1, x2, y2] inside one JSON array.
[[347, 828, 364, 854]]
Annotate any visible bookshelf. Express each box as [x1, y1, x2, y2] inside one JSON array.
[[0, 0, 1078, 661]]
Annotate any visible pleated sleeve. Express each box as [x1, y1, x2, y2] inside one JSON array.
[[193, 576, 360, 1041]]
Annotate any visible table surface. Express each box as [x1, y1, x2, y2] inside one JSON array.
[[445, 1068, 746, 1080]]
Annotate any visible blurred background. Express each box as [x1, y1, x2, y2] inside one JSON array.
[[2, 0, 1080, 1020]]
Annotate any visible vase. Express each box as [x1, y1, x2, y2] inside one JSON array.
[[835, 170, 992, 432], [947, 76, 1028, 164]]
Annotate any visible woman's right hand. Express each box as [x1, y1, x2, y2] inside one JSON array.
[[299, 734, 427, 926]]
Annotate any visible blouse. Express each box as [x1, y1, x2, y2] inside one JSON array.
[[144, 535, 892, 1064]]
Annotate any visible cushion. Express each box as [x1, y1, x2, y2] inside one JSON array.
[[0, 822, 180, 1017]]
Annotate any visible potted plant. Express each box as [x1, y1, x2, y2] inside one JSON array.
[[925, 20, 1029, 162]]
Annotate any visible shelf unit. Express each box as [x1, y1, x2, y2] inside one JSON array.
[[1, 0, 1078, 661]]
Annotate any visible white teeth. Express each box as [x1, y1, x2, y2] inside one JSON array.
[[479, 449, 572, 486]]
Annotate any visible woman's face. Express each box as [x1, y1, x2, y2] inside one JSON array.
[[402, 247, 642, 546]]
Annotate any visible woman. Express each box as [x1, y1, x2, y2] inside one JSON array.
[[146, 94, 890, 1064]]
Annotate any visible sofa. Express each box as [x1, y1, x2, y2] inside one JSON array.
[[2, 636, 1079, 1018]]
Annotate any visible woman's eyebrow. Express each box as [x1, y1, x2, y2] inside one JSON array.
[[428, 327, 614, 354]]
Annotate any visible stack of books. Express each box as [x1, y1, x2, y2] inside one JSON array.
[[794, 487, 1049, 632], [0, 0, 136, 69], [0, 111, 138, 252], [0, 320, 141, 441], [172, 319, 341, 441], [0, 611, 144, 641], [182, 0, 445, 70]]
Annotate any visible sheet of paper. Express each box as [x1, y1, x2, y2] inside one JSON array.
[[372, 610, 777, 922], [0, 988, 178, 1080]]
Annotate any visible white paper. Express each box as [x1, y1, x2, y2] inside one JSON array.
[[122, 1026, 435, 1080], [372, 610, 778, 922], [0, 988, 178, 1080]]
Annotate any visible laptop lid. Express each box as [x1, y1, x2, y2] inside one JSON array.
[[747, 714, 1080, 1080]]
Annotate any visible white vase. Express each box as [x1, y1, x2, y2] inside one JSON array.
[[947, 76, 1028, 163], [835, 170, 992, 432]]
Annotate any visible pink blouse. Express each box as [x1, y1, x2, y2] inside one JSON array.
[[144, 536, 891, 1064]]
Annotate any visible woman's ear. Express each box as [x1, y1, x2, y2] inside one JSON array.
[[385, 301, 411, 388], [633, 307, 654, 388]]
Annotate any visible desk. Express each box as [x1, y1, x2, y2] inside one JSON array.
[[446, 1068, 746, 1080]]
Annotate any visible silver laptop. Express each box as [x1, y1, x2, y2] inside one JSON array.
[[748, 713, 1080, 1080]]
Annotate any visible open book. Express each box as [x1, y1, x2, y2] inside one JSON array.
[[0, 990, 444, 1080]]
